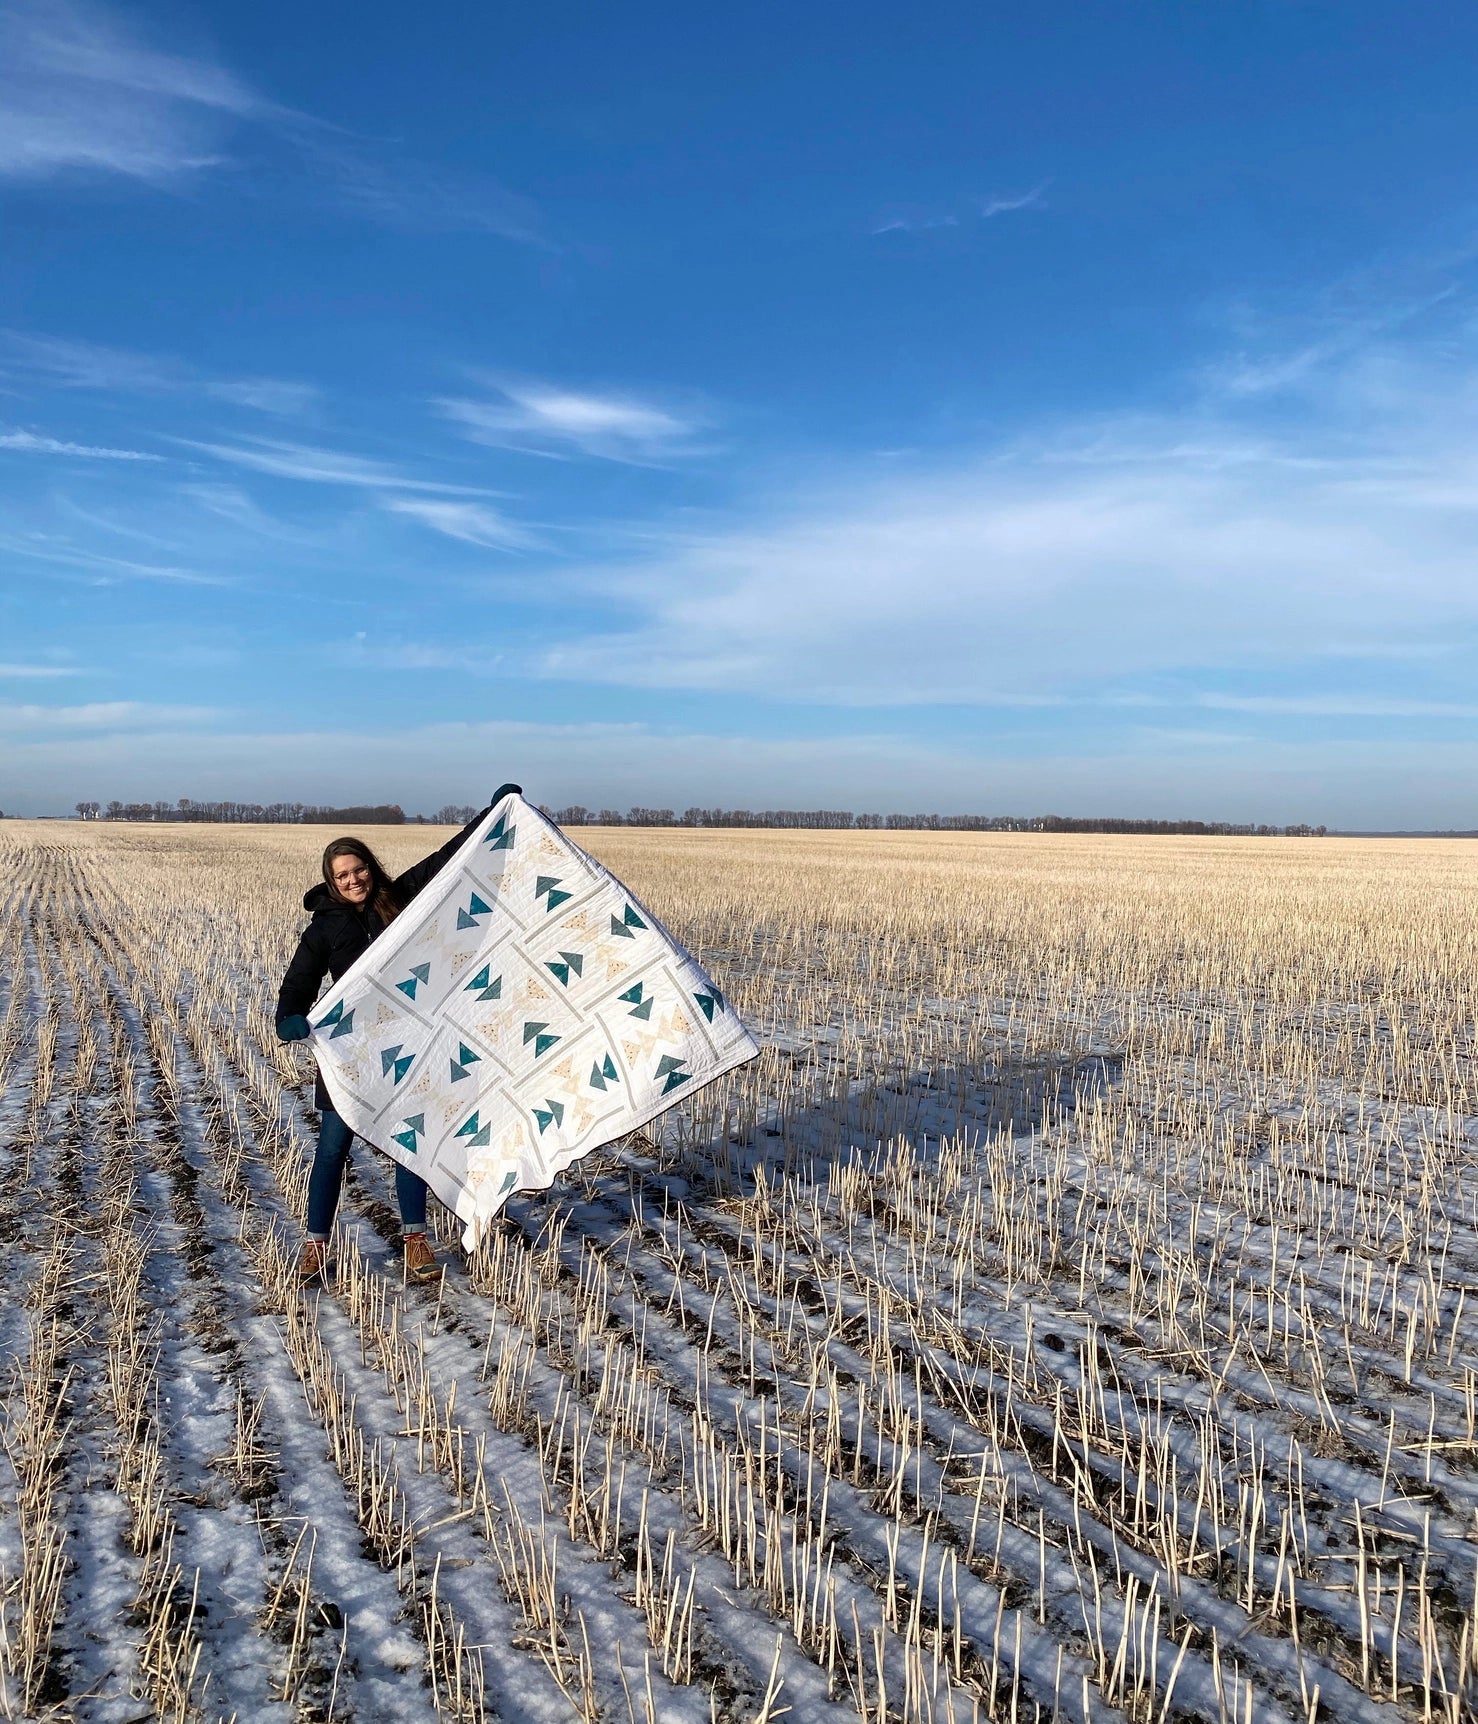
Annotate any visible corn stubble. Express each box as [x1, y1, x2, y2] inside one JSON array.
[[0, 820, 1474, 1723]]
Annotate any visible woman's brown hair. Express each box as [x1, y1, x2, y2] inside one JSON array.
[[321, 837, 402, 926]]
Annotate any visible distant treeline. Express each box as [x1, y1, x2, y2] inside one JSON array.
[[76, 800, 413, 824], [545, 806, 1330, 836], [71, 798, 1329, 836]]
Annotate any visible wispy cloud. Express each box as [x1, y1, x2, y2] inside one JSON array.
[[299, 140, 550, 246], [870, 209, 960, 236], [176, 435, 497, 496], [0, 533, 228, 585], [1, 330, 318, 416], [438, 379, 707, 464], [203, 378, 320, 416], [0, 0, 263, 182], [0, 662, 82, 677], [980, 183, 1048, 219], [871, 184, 1047, 235], [381, 497, 536, 550], [0, 427, 160, 459], [1199, 694, 1478, 719], [0, 700, 221, 731], [532, 348, 1478, 706], [336, 635, 497, 673], [0, 0, 548, 243]]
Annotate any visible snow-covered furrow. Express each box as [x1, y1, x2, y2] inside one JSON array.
[[335, 1209, 980, 1724], [21, 853, 292, 1720], [0, 855, 137, 1717], [66, 892, 424, 1717], [694, 1094, 1478, 1549], [311, 979, 1455, 1724], [94, 887, 755, 1723], [842, 1150, 1478, 1555], [77, 893, 460, 1721], [181, 978, 903, 1723], [166, 953, 1091, 1722], [656, 1163, 1476, 1673], [342, 1118, 1310, 1724], [523, 1174, 1392, 1724]]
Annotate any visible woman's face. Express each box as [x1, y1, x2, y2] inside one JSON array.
[[331, 854, 373, 906]]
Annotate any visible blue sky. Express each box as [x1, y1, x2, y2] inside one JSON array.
[[5, 0, 1478, 824]]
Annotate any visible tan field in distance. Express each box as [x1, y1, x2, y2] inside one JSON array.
[[2, 816, 1475, 1722]]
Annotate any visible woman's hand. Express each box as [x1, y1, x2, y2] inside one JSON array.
[[276, 1014, 312, 1043], [492, 782, 522, 803]]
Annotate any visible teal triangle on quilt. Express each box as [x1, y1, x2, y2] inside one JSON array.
[[392, 1112, 425, 1153], [588, 1052, 621, 1092], [380, 1043, 415, 1084], [465, 965, 502, 1001], [484, 811, 516, 850], [522, 1020, 561, 1058], [454, 1109, 492, 1147], [546, 950, 584, 986], [535, 874, 573, 912], [533, 1098, 565, 1133], [396, 961, 431, 999], [457, 890, 494, 929]]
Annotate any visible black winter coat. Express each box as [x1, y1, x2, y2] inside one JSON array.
[[276, 807, 490, 1108]]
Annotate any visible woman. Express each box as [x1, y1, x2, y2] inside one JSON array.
[[275, 786, 521, 1285]]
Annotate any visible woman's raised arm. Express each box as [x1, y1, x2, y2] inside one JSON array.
[[393, 783, 521, 904]]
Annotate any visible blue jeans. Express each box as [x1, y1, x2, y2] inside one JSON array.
[[307, 1108, 429, 1239]]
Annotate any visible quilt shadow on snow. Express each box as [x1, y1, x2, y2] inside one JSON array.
[[628, 1044, 1126, 1199]]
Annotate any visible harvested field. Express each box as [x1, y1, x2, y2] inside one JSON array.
[[0, 819, 1475, 1723]]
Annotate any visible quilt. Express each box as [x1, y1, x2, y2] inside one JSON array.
[[307, 795, 758, 1245]]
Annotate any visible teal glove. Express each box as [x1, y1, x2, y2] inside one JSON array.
[[491, 782, 522, 803], [276, 1014, 311, 1043]]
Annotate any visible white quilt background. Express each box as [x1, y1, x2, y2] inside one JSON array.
[[307, 796, 758, 1244]]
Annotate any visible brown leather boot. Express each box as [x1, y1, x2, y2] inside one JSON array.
[[404, 1232, 439, 1284], [297, 1238, 330, 1287]]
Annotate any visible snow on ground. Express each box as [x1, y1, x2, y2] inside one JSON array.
[[0, 820, 1474, 1723]]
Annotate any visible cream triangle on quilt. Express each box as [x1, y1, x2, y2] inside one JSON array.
[[374, 1003, 396, 1025]]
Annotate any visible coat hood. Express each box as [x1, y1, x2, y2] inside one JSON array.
[[303, 882, 336, 913]]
